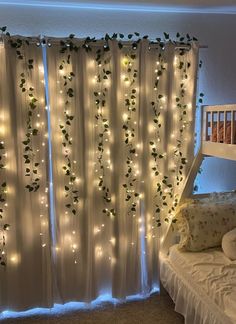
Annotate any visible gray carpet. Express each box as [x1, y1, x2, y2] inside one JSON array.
[[1, 288, 184, 324]]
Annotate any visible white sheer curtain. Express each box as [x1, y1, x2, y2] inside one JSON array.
[[46, 38, 199, 303], [0, 36, 199, 311], [0, 38, 52, 310]]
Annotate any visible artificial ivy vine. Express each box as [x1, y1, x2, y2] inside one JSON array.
[[0, 27, 8, 266], [122, 51, 141, 217], [58, 35, 80, 217], [0, 140, 9, 266], [168, 49, 191, 223], [94, 46, 115, 217], [149, 47, 175, 227], [7, 34, 42, 192], [149, 42, 202, 227]]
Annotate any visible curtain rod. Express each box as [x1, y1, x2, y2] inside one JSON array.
[[0, 35, 208, 49], [42, 37, 208, 49]]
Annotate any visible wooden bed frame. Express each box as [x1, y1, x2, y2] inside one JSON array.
[[161, 104, 236, 324], [180, 104, 236, 204]]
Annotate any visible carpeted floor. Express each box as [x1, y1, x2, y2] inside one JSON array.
[[1, 288, 184, 324]]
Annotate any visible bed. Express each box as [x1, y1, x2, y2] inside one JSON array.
[[160, 104, 236, 324], [160, 245, 236, 324]]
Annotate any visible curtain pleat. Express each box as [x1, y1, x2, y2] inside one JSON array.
[[0, 39, 52, 310]]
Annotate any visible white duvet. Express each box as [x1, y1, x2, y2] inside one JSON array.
[[162, 245, 236, 323]]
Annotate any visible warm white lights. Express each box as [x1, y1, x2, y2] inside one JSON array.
[[0, 38, 196, 274], [10, 254, 19, 265]]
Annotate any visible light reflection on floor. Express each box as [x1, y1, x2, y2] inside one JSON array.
[[0, 286, 159, 320]]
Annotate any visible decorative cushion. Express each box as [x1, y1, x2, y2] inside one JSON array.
[[176, 201, 236, 252], [222, 228, 236, 260]]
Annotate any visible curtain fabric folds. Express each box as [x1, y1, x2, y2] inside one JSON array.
[[0, 39, 52, 310], [0, 37, 199, 311]]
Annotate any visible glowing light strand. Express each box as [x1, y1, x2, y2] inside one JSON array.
[[149, 48, 173, 227], [58, 36, 80, 217], [122, 51, 140, 217], [94, 46, 115, 217], [8, 36, 42, 192], [169, 50, 192, 223], [0, 141, 8, 266]]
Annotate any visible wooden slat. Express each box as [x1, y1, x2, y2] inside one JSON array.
[[223, 111, 226, 143], [202, 141, 236, 160], [179, 149, 204, 204], [210, 111, 213, 141], [231, 110, 234, 144], [204, 104, 236, 112]]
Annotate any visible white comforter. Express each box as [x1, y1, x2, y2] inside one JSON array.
[[161, 245, 236, 324]]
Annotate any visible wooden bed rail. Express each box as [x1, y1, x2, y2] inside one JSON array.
[[202, 104, 236, 160]]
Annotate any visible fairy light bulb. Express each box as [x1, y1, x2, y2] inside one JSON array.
[[123, 113, 128, 121], [10, 254, 19, 264]]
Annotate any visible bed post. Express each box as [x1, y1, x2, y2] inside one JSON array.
[[179, 106, 205, 204], [179, 149, 204, 204]]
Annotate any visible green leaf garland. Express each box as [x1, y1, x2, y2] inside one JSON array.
[[94, 47, 115, 218], [122, 50, 141, 217], [0, 141, 8, 266], [58, 36, 80, 217]]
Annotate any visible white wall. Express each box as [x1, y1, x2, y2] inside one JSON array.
[[1, 4, 236, 193]]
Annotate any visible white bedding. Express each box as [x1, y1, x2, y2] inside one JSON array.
[[160, 245, 236, 324]]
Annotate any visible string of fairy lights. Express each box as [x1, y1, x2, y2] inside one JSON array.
[[4, 35, 50, 259], [0, 28, 200, 267], [57, 39, 81, 263], [93, 46, 115, 218], [121, 51, 141, 223], [167, 51, 192, 224], [149, 47, 168, 228], [149, 46, 194, 232], [0, 139, 8, 266], [0, 29, 10, 266], [8, 37, 42, 193]]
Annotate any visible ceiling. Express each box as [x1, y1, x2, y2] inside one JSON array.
[[2, 0, 236, 13]]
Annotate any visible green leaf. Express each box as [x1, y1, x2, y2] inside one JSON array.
[[0, 26, 7, 32], [32, 129, 38, 135], [164, 32, 169, 40], [3, 224, 10, 230]]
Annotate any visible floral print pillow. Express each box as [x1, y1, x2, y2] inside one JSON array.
[[176, 201, 236, 251]]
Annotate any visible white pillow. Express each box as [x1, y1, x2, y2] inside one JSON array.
[[222, 228, 236, 260], [176, 202, 236, 252]]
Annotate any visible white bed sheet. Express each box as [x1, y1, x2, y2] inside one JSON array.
[[160, 245, 236, 324]]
